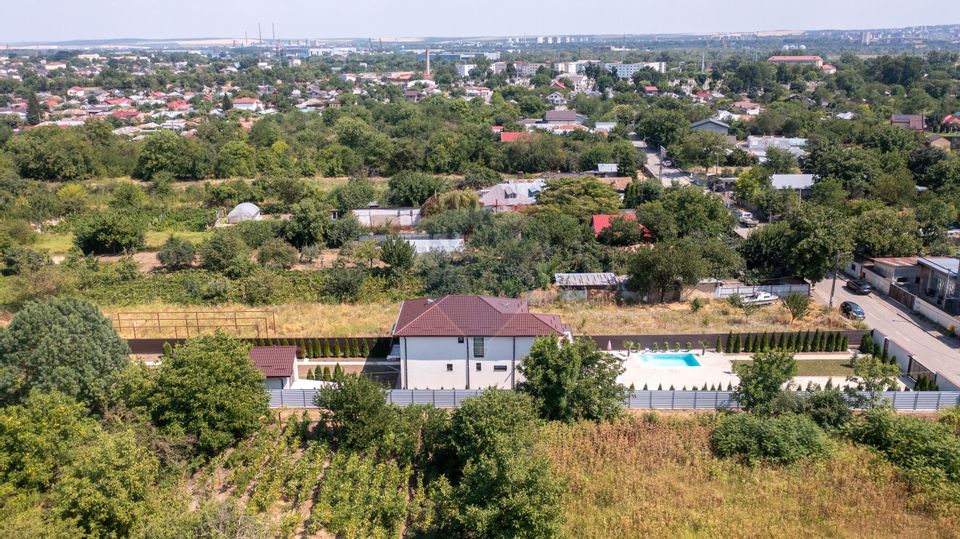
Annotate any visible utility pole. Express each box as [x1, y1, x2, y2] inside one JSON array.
[[828, 251, 851, 308]]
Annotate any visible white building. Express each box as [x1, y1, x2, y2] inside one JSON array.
[[604, 62, 667, 79], [456, 64, 476, 78], [232, 97, 263, 112], [393, 296, 570, 390]]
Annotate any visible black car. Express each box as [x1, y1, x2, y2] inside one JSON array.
[[845, 280, 873, 295], [840, 301, 865, 320]]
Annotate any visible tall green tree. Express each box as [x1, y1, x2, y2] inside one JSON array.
[[734, 350, 798, 413], [147, 333, 268, 456], [0, 298, 130, 411], [519, 337, 625, 422]]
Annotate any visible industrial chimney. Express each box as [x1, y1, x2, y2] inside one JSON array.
[[425, 48, 431, 78]]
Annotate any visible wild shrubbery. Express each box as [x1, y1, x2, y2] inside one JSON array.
[[711, 413, 833, 464]]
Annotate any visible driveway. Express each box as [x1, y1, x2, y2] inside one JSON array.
[[811, 275, 960, 386], [632, 139, 693, 187]]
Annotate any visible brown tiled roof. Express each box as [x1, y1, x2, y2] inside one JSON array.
[[393, 296, 565, 337], [248, 346, 296, 377]]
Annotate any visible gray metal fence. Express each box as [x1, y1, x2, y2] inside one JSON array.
[[715, 284, 811, 299], [269, 389, 960, 411]]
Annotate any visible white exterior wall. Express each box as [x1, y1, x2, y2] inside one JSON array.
[[399, 335, 538, 389]]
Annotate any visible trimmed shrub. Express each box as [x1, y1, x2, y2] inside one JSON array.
[[725, 331, 734, 353], [734, 334, 742, 353], [323, 339, 332, 358], [332, 339, 342, 358], [715, 336, 722, 352], [711, 413, 833, 464]]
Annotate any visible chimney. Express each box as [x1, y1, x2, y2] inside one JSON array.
[[425, 48, 431, 78]]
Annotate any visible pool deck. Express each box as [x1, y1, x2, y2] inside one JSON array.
[[613, 350, 901, 391]]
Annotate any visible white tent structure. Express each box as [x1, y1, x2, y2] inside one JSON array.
[[227, 202, 261, 223]]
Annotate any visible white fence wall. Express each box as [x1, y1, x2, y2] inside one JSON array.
[[914, 300, 960, 335], [715, 284, 810, 299], [861, 268, 892, 295], [269, 389, 960, 411]]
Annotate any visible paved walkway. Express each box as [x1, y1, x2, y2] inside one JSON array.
[[632, 139, 693, 187], [812, 275, 960, 387]]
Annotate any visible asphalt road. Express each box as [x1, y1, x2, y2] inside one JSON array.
[[812, 274, 960, 386], [632, 140, 693, 187]]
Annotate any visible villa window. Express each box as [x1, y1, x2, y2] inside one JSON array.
[[473, 337, 485, 358], [476, 362, 482, 372], [446, 364, 453, 372], [493, 365, 508, 372], [458, 337, 464, 343]]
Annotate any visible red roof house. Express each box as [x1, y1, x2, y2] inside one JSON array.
[[393, 296, 565, 338], [592, 213, 653, 239]]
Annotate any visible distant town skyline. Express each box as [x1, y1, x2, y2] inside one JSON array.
[[4, 0, 958, 44]]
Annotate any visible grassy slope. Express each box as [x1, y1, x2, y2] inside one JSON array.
[[541, 415, 959, 538]]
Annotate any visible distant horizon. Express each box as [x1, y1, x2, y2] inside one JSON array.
[[3, 0, 958, 45]]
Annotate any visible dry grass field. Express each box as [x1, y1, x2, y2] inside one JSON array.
[[541, 415, 960, 538], [91, 298, 857, 338]]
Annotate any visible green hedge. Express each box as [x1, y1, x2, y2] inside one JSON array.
[[711, 413, 833, 464], [718, 330, 849, 354]]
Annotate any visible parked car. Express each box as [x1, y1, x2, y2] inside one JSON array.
[[662, 159, 673, 167], [735, 209, 759, 227], [741, 291, 779, 306], [846, 280, 873, 295], [840, 301, 865, 320]]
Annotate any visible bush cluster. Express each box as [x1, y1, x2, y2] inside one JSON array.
[[711, 413, 833, 464]]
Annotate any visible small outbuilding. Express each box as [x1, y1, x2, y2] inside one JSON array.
[[249, 346, 298, 389], [227, 202, 262, 223]]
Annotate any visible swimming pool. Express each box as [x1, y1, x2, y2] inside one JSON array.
[[636, 352, 701, 367]]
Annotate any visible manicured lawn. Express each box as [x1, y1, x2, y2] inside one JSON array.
[[732, 359, 854, 377]]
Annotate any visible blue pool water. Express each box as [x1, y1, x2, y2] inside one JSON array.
[[637, 353, 701, 367]]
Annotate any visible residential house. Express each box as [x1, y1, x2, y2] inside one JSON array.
[[499, 131, 532, 143], [593, 121, 617, 133], [643, 85, 659, 96], [891, 114, 926, 131], [690, 118, 730, 136], [233, 97, 264, 112], [543, 110, 587, 125], [392, 295, 570, 389], [546, 92, 567, 106], [820, 64, 837, 75], [918, 257, 959, 315], [732, 99, 762, 116], [746, 136, 808, 160], [249, 346, 299, 389], [478, 180, 545, 212]]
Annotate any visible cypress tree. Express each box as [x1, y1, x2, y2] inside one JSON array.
[[802, 331, 810, 352], [322, 366, 331, 381], [744, 333, 753, 352], [715, 335, 722, 352], [775, 332, 783, 350], [26, 92, 42, 125], [361, 339, 370, 357], [333, 339, 341, 357], [669, 385, 675, 391], [763, 332, 772, 352], [725, 331, 734, 353], [833, 333, 842, 352], [710, 384, 716, 391], [333, 363, 343, 380], [350, 338, 360, 357], [642, 383, 648, 390], [786, 333, 795, 351], [322, 339, 331, 358], [840, 335, 848, 351], [826, 333, 836, 352], [726, 382, 733, 391], [702, 382, 708, 390], [658, 383, 663, 390], [734, 334, 742, 353], [811, 330, 820, 352]]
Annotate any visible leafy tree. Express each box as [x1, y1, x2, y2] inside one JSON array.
[[2, 246, 49, 275], [325, 213, 364, 248], [330, 177, 375, 212], [519, 337, 625, 422], [763, 147, 799, 174], [52, 429, 160, 537], [284, 198, 332, 248], [379, 234, 416, 273], [73, 212, 146, 254], [622, 178, 663, 207], [451, 390, 539, 463], [147, 333, 268, 456], [851, 206, 922, 257], [847, 354, 900, 406], [157, 236, 196, 271], [0, 391, 99, 491], [734, 350, 798, 413], [628, 239, 708, 302], [26, 92, 42, 125], [256, 238, 299, 270], [534, 176, 620, 223], [216, 140, 257, 178], [314, 373, 393, 453], [198, 229, 249, 272], [597, 216, 648, 246], [0, 298, 130, 410], [636, 108, 689, 149], [387, 171, 448, 207]]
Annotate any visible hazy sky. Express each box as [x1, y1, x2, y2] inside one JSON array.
[[5, 0, 959, 43]]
